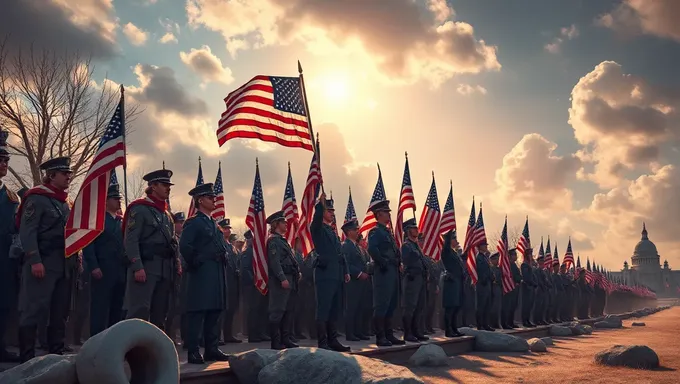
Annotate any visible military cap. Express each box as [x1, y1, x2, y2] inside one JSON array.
[[144, 169, 174, 185], [403, 218, 417, 230], [341, 218, 359, 232], [489, 252, 500, 260], [40, 156, 72, 172], [173, 212, 186, 222], [17, 187, 29, 200], [324, 198, 335, 210], [0, 130, 9, 157], [370, 200, 391, 213], [107, 183, 123, 199], [218, 218, 232, 229], [244, 230, 253, 240], [266, 210, 286, 225], [189, 183, 215, 198]]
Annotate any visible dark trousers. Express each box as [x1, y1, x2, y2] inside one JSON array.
[[345, 280, 369, 337], [475, 284, 492, 327], [244, 285, 268, 340], [71, 272, 90, 343], [425, 285, 438, 331], [0, 309, 9, 351], [315, 279, 344, 322], [125, 274, 172, 331], [521, 285, 534, 323], [89, 276, 125, 337], [186, 310, 221, 352]]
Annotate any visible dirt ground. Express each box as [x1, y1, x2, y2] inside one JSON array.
[[412, 306, 680, 384]]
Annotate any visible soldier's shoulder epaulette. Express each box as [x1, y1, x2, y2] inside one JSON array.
[[5, 188, 19, 203], [182, 215, 199, 227]]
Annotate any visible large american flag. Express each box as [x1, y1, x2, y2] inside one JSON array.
[[218, 75, 313, 151], [538, 238, 545, 265], [585, 258, 594, 285], [543, 238, 552, 269], [418, 174, 441, 259], [246, 161, 268, 295], [395, 154, 415, 250], [436, 182, 456, 261], [497, 216, 515, 294], [552, 244, 559, 267], [575, 255, 582, 271], [563, 238, 575, 268], [282, 162, 299, 247], [516, 217, 530, 258], [297, 151, 322, 256], [341, 187, 357, 241], [462, 199, 478, 283], [359, 165, 390, 238], [212, 162, 225, 220], [65, 95, 126, 257], [187, 159, 204, 218], [466, 205, 486, 284]]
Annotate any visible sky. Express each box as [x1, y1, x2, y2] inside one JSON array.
[[3, 0, 680, 271]]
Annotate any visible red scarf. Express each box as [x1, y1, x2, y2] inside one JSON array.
[[121, 195, 168, 236], [15, 184, 69, 229]]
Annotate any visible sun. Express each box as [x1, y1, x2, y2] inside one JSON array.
[[322, 74, 350, 104]]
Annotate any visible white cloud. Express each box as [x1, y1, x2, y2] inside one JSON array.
[[123, 22, 149, 46], [456, 84, 487, 96], [598, 0, 680, 42], [159, 32, 177, 44], [179, 45, 234, 86], [544, 24, 579, 54]]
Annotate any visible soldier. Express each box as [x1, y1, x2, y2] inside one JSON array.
[[520, 247, 536, 327], [17, 156, 76, 362], [290, 238, 307, 341], [551, 256, 563, 322], [166, 211, 186, 347], [0, 130, 20, 362], [488, 252, 502, 329], [219, 218, 242, 343], [310, 193, 350, 352], [240, 230, 270, 343], [440, 230, 465, 337], [542, 260, 554, 323], [179, 183, 230, 364], [342, 219, 370, 341], [123, 169, 181, 331], [461, 256, 476, 328], [424, 253, 441, 334], [474, 242, 493, 331], [366, 200, 405, 347], [357, 235, 374, 338], [301, 250, 318, 339], [83, 181, 126, 337], [576, 269, 593, 319], [400, 218, 428, 342], [532, 251, 547, 325], [559, 264, 573, 321], [266, 211, 300, 350], [502, 249, 522, 329]]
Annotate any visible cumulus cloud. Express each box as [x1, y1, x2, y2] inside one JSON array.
[[159, 33, 178, 44], [0, 0, 118, 59], [179, 45, 234, 86], [493, 133, 581, 213], [555, 218, 595, 251], [568, 61, 680, 187], [598, 0, 680, 42], [186, 0, 500, 87], [456, 84, 487, 96], [123, 22, 149, 46], [158, 17, 180, 43], [544, 24, 579, 53]]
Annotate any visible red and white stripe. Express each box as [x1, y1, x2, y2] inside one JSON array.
[[283, 197, 299, 247], [297, 154, 322, 256], [395, 157, 415, 250]]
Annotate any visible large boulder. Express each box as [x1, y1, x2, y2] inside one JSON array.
[[594, 345, 659, 369], [540, 337, 554, 346], [257, 347, 423, 384], [459, 328, 529, 352], [594, 317, 623, 329], [0, 354, 77, 384], [582, 325, 593, 335], [549, 325, 572, 337], [75, 319, 179, 384], [408, 344, 448, 367], [229, 349, 280, 384], [527, 338, 547, 353]]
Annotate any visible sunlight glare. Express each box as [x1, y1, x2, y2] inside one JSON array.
[[322, 74, 350, 105]]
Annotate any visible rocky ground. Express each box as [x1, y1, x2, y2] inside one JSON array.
[[412, 307, 680, 384]]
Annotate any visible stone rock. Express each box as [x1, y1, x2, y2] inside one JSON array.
[[632, 322, 646, 327], [594, 317, 623, 329], [582, 325, 593, 334], [549, 325, 572, 337], [0, 354, 77, 384], [258, 347, 423, 384], [229, 349, 280, 384], [459, 328, 529, 352], [594, 345, 659, 369], [75, 319, 179, 384], [527, 338, 547, 353], [540, 337, 554, 346], [409, 344, 448, 367]]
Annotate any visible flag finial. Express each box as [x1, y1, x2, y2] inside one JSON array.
[[405, 151, 408, 159], [255, 157, 259, 166], [298, 60, 303, 74], [162, 161, 166, 169]]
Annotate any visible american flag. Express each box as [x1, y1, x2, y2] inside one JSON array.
[[218, 75, 313, 151], [516, 217, 530, 258], [467, 204, 487, 284], [329, 191, 339, 238], [544, 238, 552, 269], [552, 244, 559, 267], [65, 94, 126, 257], [497, 216, 515, 294], [282, 162, 299, 247], [110, 170, 119, 186], [246, 160, 268, 295], [395, 154, 415, 250], [435, 182, 456, 260], [212, 162, 225, 220], [576, 255, 582, 271], [563, 237, 575, 268], [585, 258, 594, 285], [538, 238, 545, 264], [462, 199, 478, 283], [341, 187, 357, 241], [187, 158, 204, 218], [418, 174, 441, 259], [297, 150, 322, 256], [359, 165, 390, 238]]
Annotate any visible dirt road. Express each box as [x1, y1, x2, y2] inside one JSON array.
[[412, 307, 680, 384]]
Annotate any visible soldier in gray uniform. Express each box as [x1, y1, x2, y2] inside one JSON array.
[[475, 242, 494, 331], [550, 254, 563, 323], [123, 169, 180, 331], [488, 252, 502, 329], [266, 211, 300, 350], [219, 218, 242, 343], [342, 219, 370, 341], [440, 230, 465, 337], [240, 231, 270, 342], [501, 249, 522, 329], [358, 235, 375, 338], [520, 247, 536, 327], [400, 218, 428, 342], [166, 212, 186, 347], [179, 183, 230, 364], [17, 156, 76, 362], [533, 253, 547, 325]]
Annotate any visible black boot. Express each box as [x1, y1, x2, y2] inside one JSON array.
[[316, 321, 331, 350], [327, 322, 351, 352], [476, 314, 485, 331], [374, 317, 391, 347], [444, 309, 454, 337], [204, 348, 230, 362], [402, 316, 418, 342], [19, 325, 37, 363], [47, 325, 66, 355], [281, 313, 299, 349], [269, 322, 285, 350], [384, 317, 405, 345], [450, 309, 464, 337], [412, 316, 428, 341], [187, 350, 205, 364]]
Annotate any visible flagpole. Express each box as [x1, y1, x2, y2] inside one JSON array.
[[297, 61, 318, 155], [406, 152, 415, 220], [120, 84, 129, 207]]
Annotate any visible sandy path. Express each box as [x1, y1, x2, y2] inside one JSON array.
[[412, 307, 680, 384]]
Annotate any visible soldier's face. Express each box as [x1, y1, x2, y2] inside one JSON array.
[[222, 227, 232, 238], [490, 258, 499, 266], [174, 222, 183, 234], [107, 197, 121, 212], [376, 210, 390, 224], [52, 170, 72, 189], [276, 220, 288, 234], [346, 228, 359, 240], [0, 156, 8, 178], [479, 244, 488, 253], [152, 182, 171, 199], [407, 228, 418, 239], [450, 238, 459, 248], [323, 209, 334, 223], [199, 195, 216, 210]]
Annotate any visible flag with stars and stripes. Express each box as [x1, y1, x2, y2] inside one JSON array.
[[544, 238, 552, 269], [552, 244, 560, 267], [341, 187, 357, 241], [110, 170, 119, 186], [563, 239, 574, 269], [516, 217, 530, 259], [282, 162, 300, 247], [187, 159, 204, 218], [497, 216, 515, 294], [466, 204, 487, 285], [462, 199, 478, 283], [218, 75, 313, 151], [65, 93, 126, 257], [418, 173, 441, 259], [246, 161, 268, 295], [359, 165, 392, 238], [576, 255, 582, 270], [435, 182, 456, 260], [585, 258, 594, 285], [395, 154, 416, 250], [297, 149, 322, 256], [212, 162, 226, 220]]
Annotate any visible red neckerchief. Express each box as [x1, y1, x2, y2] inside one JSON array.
[[15, 184, 68, 229], [121, 195, 168, 236]]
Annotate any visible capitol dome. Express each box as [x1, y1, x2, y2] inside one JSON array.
[[631, 223, 660, 268]]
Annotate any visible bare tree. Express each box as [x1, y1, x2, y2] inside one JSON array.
[[0, 39, 140, 188], [487, 225, 522, 251], [127, 167, 147, 201]]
